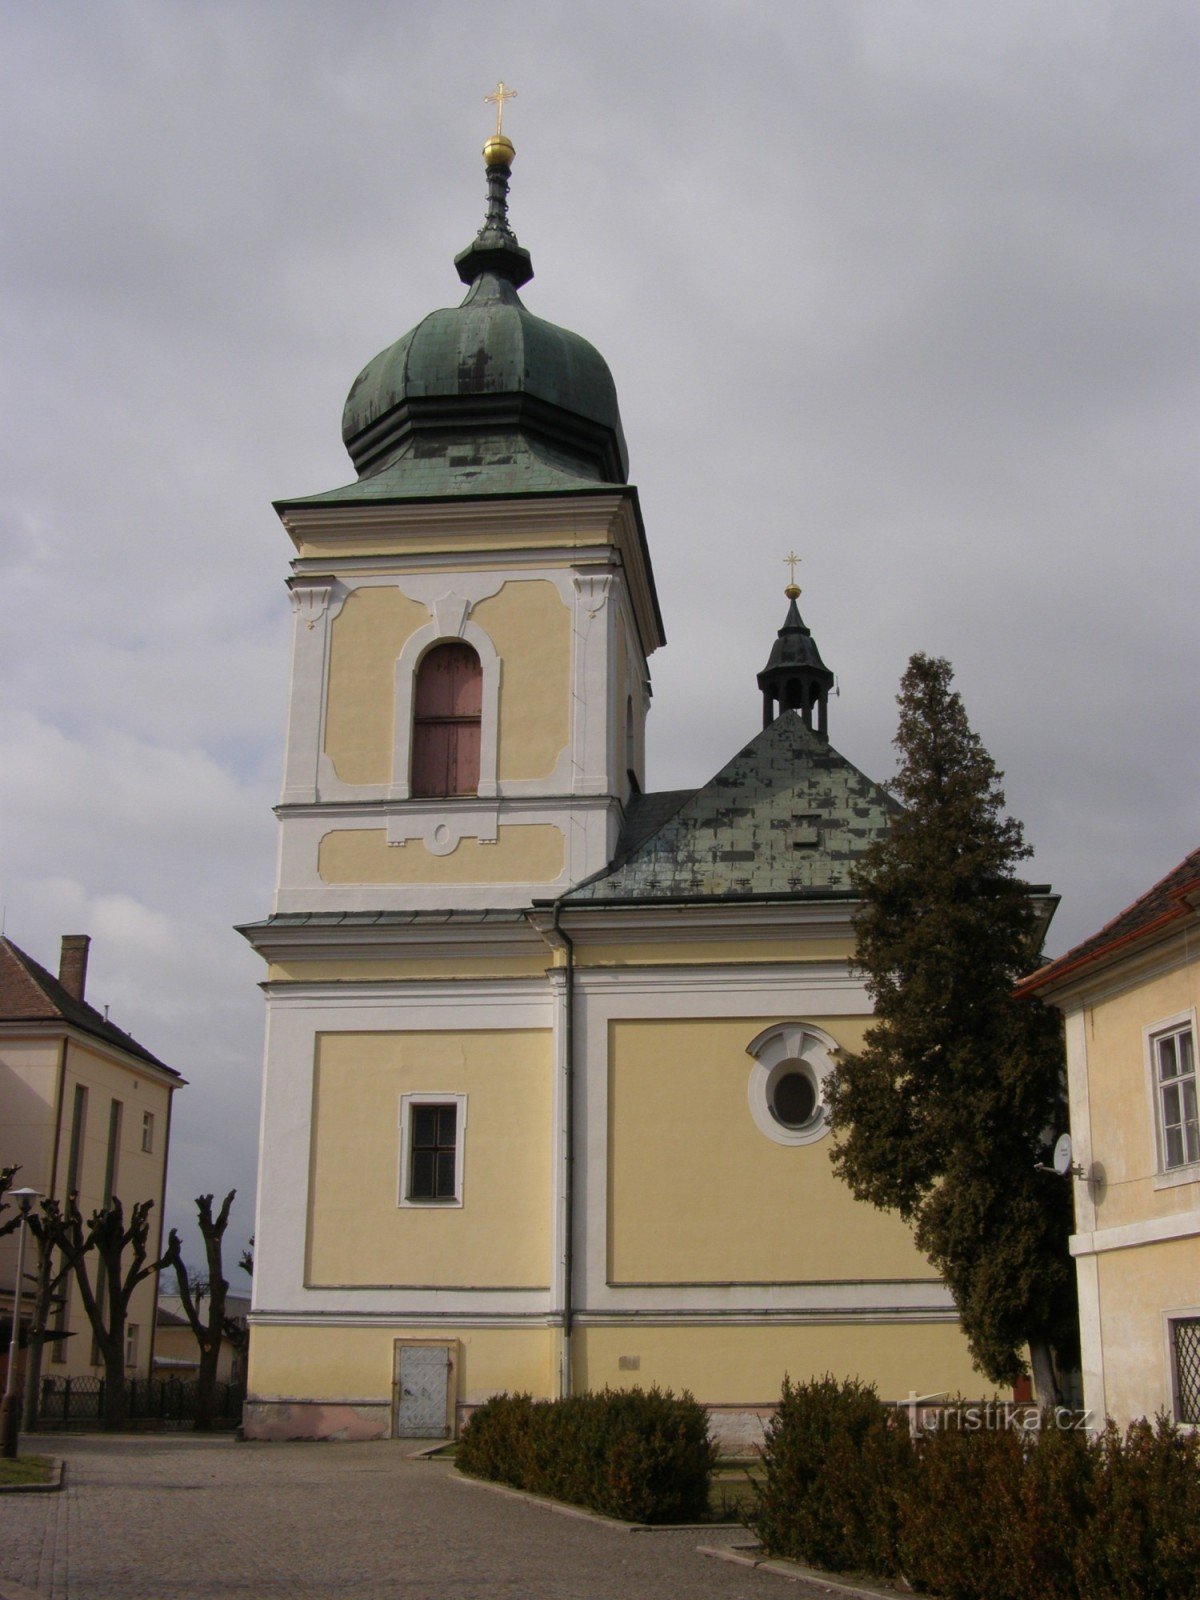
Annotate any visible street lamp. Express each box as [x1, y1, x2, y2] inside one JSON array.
[[2, 1187, 44, 1459]]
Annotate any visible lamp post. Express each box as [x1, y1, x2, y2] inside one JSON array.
[[2, 1187, 43, 1459]]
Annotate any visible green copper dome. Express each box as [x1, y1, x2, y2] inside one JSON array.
[[340, 155, 629, 487]]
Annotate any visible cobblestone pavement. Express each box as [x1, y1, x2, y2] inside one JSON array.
[[0, 1434, 832, 1600]]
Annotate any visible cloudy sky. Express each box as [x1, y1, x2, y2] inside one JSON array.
[[2, 1, 1196, 1267]]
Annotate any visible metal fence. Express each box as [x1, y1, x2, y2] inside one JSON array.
[[38, 1374, 246, 1428]]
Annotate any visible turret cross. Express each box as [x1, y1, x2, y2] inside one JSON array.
[[485, 81, 518, 137], [783, 551, 801, 585]]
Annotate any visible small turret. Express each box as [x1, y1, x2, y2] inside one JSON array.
[[757, 566, 835, 736]]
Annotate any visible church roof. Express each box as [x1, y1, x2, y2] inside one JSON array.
[[0, 936, 179, 1075], [285, 143, 630, 506], [564, 710, 901, 903]]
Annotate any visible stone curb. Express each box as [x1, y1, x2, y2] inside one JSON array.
[[698, 1543, 912, 1597], [451, 1468, 743, 1535], [0, 1456, 65, 1494]]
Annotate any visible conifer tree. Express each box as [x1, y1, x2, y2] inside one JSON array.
[[825, 654, 1077, 1399]]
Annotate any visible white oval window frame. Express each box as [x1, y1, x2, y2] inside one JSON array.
[[746, 1022, 837, 1146]]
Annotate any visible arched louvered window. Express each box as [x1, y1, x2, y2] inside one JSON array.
[[412, 642, 482, 797]]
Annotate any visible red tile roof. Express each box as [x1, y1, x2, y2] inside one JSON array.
[[1018, 846, 1200, 997], [0, 936, 179, 1075]]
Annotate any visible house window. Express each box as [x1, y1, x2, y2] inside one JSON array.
[[399, 1094, 467, 1207], [411, 642, 482, 798], [1171, 1317, 1200, 1424], [125, 1323, 139, 1368], [1153, 1023, 1199, 1171], [141, 1110, 154, 1153]]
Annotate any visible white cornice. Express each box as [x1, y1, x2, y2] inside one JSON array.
[[1070, 1207, 1200, 1256]]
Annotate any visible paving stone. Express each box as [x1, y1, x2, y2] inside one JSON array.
[[0, 1434, 836, 1599]]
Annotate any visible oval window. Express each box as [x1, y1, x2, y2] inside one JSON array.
[[771, 1067, 817, 1129]]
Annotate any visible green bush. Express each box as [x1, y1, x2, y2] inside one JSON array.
[[752, 1386, 1200, 1600], [455, 1386, 718, 1524], [748, 1375, 913, 1579], [1075, 1417, 1200, 1600]]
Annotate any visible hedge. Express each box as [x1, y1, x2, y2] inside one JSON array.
[[749, 1376, 1200, 1600], [455, 1386, 718, 1524]]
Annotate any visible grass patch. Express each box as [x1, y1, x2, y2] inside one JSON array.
[[0, 1455, 54, 1488], [709, 1461, 763, 1522]]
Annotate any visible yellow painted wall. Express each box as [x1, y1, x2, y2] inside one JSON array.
[[1097, 1235, 1200, 1425], [0, 1036, 60, 1195], [318, 826, 564, 885], [323, 586, 428, 784], [473, 581, 571, 782], [307, 1029, 553, 1288], [1082, 954, 1200, 1232], [267, 956, 550, 984], [607, 1017, 936, 1284], [574, 936, 855, 968], [574, 1321, 982, 1404], [248, 1322, 557, 1403]]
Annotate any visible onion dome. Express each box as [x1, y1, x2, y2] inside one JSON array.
[[341, 137, 629, 486], [757, 583, 835, 736]]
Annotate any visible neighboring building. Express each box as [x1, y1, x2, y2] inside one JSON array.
[[240, 133, 1012, 1445], [155, 1291, 250, 1387], [0, 933, 184, 1386], [1019, 850, 1200, 1428]]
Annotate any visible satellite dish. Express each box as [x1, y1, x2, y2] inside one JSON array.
[[1052, 1133, 1074, 1177]]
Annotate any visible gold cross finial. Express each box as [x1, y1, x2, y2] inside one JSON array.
[[485, 81, 517, 138], [783, 551, 802, 598]]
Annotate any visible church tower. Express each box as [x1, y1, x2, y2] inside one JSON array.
[[271, 128, 662, 917]]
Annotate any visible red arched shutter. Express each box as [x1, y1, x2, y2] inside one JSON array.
[[412, 643, 482, 797]]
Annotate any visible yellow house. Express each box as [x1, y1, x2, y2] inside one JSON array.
[[1019, 849, 1200, 1428], [0, 933, 183, 1390], [240, 133, 994, 1445]]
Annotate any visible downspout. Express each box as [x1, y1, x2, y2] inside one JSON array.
[[146, 1081, 178, 1384], [550, 897, 575, 1400]]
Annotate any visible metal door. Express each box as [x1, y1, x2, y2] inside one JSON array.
[[394, 1344, 451, 1437]]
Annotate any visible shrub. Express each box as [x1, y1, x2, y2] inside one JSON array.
[[456, 1386, 718, 1524], [749, 1375, 912, 1579], [1075, 1416, 1200, 1600], [898, 1411, 1097, 1600]]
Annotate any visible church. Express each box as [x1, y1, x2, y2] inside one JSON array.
[[240, 119, 987, 1445]]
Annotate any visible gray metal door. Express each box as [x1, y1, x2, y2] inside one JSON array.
[[395, 1345, 450, 1437]]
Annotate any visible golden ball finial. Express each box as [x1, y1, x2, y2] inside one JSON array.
[[483, 133, 516, 168], [785, 583, 801, 600]]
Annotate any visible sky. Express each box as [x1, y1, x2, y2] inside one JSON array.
[[1, 1, 1196, 1270]]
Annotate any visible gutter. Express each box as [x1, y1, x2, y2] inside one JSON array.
[[536, 898, 576, 1400]]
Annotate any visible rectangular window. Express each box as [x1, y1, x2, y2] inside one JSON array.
[[65, 1083, 88, 1196], [1154, 1024, 1200, 1171], [399, 1094, 466, 1206], [103, 1098, 123, 1203], [125, 1323, 139, 1368], [141, 1110, 154, 1154], [1171, 1317, 1200, 1424]]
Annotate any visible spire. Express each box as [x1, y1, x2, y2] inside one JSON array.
[[757, 570, 835, 736], [454, 82, 533, 290]]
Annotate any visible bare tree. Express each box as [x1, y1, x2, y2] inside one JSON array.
[[161, 1191, 237, 1431], [30, 1195, 169, 1430]]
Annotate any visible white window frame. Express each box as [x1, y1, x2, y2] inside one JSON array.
[[124, 1322, 139, 1368], [1165, 1308, 1200, 1427], [141, 1110, 154, 1154], [398, 1093, 467, 1208], [1145, 1009, 1200, 1186], [745, 1022, 838, 1147]]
